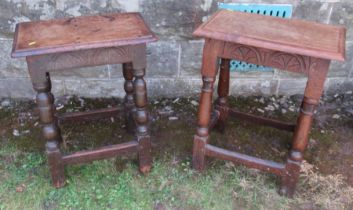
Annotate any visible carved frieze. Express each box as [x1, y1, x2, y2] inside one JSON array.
[[222, 42, 320, 75]]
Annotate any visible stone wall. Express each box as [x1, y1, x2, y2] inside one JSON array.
[[0, 0, 352, 98]]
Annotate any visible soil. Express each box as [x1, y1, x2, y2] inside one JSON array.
[[0, 93, 352, 186]]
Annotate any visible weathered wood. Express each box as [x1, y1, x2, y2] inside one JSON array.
[[192, 10, 345, 197], [215, 58, 230, 132], [46, 141, 66, 188], [26, 46, 133, 72], [280, 151, 302, 197], [12, 13, 157, 57], [12, 12, 155, 187], [222, 42, 324, 76], [132, 66, 152, 173], [57, 107, 123, 124], [62, 141, 139, 165], [123, 62, 136, 134], [133, 67, 148, 135], [197, 76, 216, 137], [201, 39, 223, 77], [205, 144, 285, 176], [208, 110, 220, 131], [32, 73, 65, 187], [228, 108, 296, 132], [137, 135, 152, 173], [192, 135, 208, 171], [193, 40, 224, 171], [193, 10, 346, 61]]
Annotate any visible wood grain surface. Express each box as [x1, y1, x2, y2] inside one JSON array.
[[193, 10, 346, 61], [12, 12, 157, 57]]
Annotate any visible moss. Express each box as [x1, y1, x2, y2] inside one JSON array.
[[1, 95, 353, 209]]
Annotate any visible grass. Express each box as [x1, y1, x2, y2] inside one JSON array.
[[1, 96, 353, 209], [1, 141, 352, 210], [0, 144, 290, 210]]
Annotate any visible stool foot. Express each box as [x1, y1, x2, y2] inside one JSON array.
[[280, 150, 302, 197], [280, 162, 301, 197], [137, 135, 152, 173], [46, 141, 66, 188], [192, 135, 208, 171]]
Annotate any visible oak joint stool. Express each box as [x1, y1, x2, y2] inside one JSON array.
[[11, 13, 157, 188], [192, 10, 346, 197]]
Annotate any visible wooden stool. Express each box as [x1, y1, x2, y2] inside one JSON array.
[[11, 13, 157, 187], [192, 10, 346, 197]]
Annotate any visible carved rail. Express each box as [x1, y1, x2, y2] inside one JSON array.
[[221, 42, 320, 75]]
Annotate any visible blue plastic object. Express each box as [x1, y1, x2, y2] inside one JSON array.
[[217, 3, 293, 72]]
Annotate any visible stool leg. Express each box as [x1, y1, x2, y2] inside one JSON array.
[[123, 62, 136, 134], [192, 39, 222, 171], [215, 58, 231, 132], [133, 67, 152, 173], [193, 76, 216, 171], [280, 59, 330, 197], [32, 73, 65, 188]]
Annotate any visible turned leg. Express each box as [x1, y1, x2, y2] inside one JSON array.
[[214, 58, 230, 132], [32, 73, 65, 188], [193, 76, 216, 171], [192, 39, 222, 171], [132, 44, 152, 173], [280, 59, 330, 197], [132, 67, 152, 173], [123, 62, 136, 134]]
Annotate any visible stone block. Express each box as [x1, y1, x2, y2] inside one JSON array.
[[51, 79, 66, 96], [109, 64, 123, 78], [146, 78, 201, 98], [50, 65, 109, 79], [277, 79, 308, 96], [325, 78, 353, 95], [140, 0, 216, 40], [229, 79, 278, 96], [329, 41, 353, 78], [64, 79, 125, 98], [55, 0, 92, 16], [230, 70, 274, 79], [111, 0, 139, 12], [0, 77, 65, 98], [331, 1, 353, 40], [180, 40, 204, 77], [274, 69, 307, 79], [0, 78, 34, 98], [0, 0, 58, 38], [146, 41, 179, 78], [293, 1, 333, 24], [0, 40, 28, 78]]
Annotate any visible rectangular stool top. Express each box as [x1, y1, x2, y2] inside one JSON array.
[[193, 10, 346, 61], [12, 13, 157, 58]]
